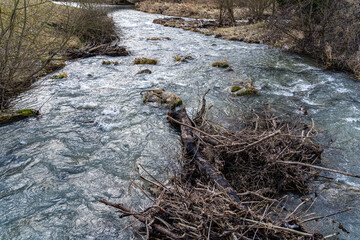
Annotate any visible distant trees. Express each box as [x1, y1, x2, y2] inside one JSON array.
[[216, 0, 235, 26], [245, 0, 275, 19]]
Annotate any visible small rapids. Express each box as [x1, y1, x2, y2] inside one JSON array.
[[1, 7, 360, 239]]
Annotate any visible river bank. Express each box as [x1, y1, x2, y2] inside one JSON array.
[[135, 0, 360, 81], [0, 1, 129, 111]]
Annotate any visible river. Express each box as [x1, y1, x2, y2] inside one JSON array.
[[1, 7, 360, 240]]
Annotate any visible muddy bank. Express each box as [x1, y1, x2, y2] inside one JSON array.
[[153, 17, 266, 44]]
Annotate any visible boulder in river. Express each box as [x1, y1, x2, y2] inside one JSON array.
[[0, 109, 39, 125], [143, 90, 182, 109], [229, 81, 258, 96], [173, 55, 193, 63], [137, 69, 152, 74], [212, 60, 229, 68]]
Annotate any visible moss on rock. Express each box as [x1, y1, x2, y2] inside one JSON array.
[[229, 81, 258, 97], [231, 85, 242, 92], [212, 61, 229, 68], [143, 90, 182, 109], [137, 69, 152, 74], [51, 72, 67, 79], [0, 109, 39, 124], [235, 89, 257, 96], [147, 37, 171, 41], [133, 58, 158, 65]]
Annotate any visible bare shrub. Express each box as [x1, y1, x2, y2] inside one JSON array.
[[270, 0, 360, 77], [0, 0, 119, 109], [210, 0, 236, 26], [244, 0, 275, 19], [0, 0, 73, 109], [69, 4, 117, 45]]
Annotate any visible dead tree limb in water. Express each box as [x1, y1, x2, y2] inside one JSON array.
[[167, 107, 244, 209], [99, 199, 184, 239]]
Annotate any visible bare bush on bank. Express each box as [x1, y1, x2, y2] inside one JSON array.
[[270, 0, 360, 78], [0, 0, 122, 110], [0, 0, 73, 109]]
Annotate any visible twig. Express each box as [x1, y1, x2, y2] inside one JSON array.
[[99, 199, 184, 239], [167, 115, 224, 144], [277, 161, 360, 179], [226, 130, 281, 153], [286, 198, 310, 220], [237, 191, 278, 202], [300, 208, 352, 224], [138, 163, 169, 191], [240, 218, 313, 237], [323, 232, 340, 239]]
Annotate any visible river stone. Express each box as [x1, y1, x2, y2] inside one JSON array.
[[143, 90, 182, 109], [228, 81, 258, 97], [137, 69, 152, 74], [0, 109, 39, 124]]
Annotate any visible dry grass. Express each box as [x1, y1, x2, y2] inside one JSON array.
[[0, 0, 120, 109], [136, 0, 248, 19]]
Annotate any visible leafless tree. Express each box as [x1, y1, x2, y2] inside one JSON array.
[[216, 0, 236, 26]]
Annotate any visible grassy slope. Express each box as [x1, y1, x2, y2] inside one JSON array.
[[1, 0, 82, 74]]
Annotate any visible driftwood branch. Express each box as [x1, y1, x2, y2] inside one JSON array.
[[99, 199, 183, 239], [277, 161, 360, 179], [167, 107, 244, 209]]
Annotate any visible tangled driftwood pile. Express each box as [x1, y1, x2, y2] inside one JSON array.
[[100, 91, 354, 239]]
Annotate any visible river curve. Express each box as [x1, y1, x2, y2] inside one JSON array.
[[1, 8, 360, 239]]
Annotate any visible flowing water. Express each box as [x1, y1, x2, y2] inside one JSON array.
[[1, 7, 360, 239]]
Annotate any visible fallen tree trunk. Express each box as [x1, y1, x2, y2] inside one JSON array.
[[167, 107, 244, 209], [65, 44, 129, 59], [0, 109, 39, 125]]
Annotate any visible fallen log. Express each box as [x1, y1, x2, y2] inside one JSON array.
[[167, 107, 244, 209], [65, 44, 129, 59], [0, 109, 39, 125]]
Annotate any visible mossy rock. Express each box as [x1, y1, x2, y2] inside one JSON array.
[[174, 55, 193, 63], [0, 109, 39, 125], [234, 88, 258, 96], [137, 69, 152, 75], [51, 72, 67, 79], [173, 55, 182, 62], [102, 61, 119, 65], [133, 58, 158, 65], [225, 68, 234, 72], [229, 82, 258, 97], [231, 85, 242, 92], [146, 37, 171, 41], [212, 61, 229, 68], [143, 90, 182, 109]]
